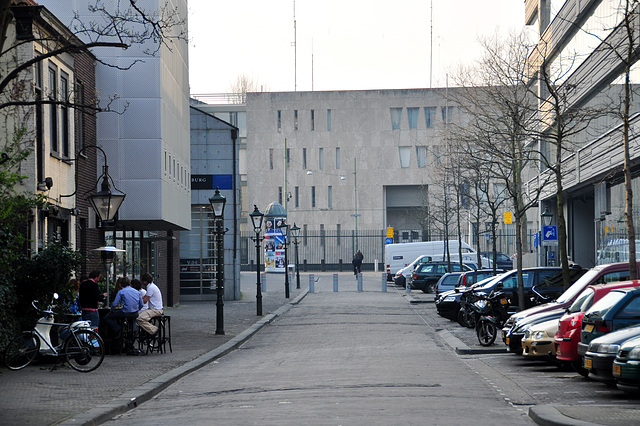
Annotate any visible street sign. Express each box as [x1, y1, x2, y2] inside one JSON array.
[[542, 225, 558, 246], [385, 237, 393, 245]]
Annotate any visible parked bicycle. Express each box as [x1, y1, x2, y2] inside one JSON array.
[[3, 293, 105, 372]]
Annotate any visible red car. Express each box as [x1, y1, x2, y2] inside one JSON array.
[[554, 281, 640, 371]]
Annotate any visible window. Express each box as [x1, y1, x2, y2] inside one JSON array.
[[277, 110, 282, 132], [433, 145, 442, 165], [327, 109, 332, 131], [441, 106, 454, 123], [336, 224, 341, 245], [49, 67, 58, 154], [335, 147, 340, 169], [424, 107, 436, 128], [286, 148, 290, 168], [269, 148, 274, 170], [294, 110, 298, 131], [399, 146, 411, 168], [320, 224, 325, 247], [318, 147, 324, 170], [60, 74, 69, 157], [390, 108, 402, 129], [328, 186, 332, 208], [75, 80, 84, 152], [493, 182, 506, 203], [295, 186, 299, 208], [416, 146, 427, 168], [407, 107, 419, 129], [278, 186, 283, 205], [311, 186, 316, 208], [311, 109, 315, 131], [302, 148, 307, 169], [35, 60, 43, 183]]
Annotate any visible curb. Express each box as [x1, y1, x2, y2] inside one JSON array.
[[528, 405, 598, 426], [59, 290, 310, 426]]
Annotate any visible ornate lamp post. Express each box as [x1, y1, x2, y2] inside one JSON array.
[[290, 223, 301, 289], [87, 163, 126, 228], [250, 205, 265, 316], [209, 187, 226, 335], [279, 222, 290, 298], [541, 206, 553, 266]]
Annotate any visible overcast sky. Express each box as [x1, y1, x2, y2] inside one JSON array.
[[188, 0, 532, 95]]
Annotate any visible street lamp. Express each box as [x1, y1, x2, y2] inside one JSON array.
[[209, 187, 227, 335], [250, 205, 265, 316], [290, 223, 301, 289], [88, 163, 126, 228], [541, 206, 553, 226], [92, 245, 125, 307], [279, 222, 290, 298]]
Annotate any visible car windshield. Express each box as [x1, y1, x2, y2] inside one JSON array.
[[568, 288, 595, 313], [476, 274, 505, 290], [584, 290, 627, 318], [556, 269, 600, 304]]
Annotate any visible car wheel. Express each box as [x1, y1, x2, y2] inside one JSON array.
[[457, 308, 475, 328], [427, 282, 437, 293]]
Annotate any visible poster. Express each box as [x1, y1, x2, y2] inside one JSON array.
[[264, 217, 286, 273]]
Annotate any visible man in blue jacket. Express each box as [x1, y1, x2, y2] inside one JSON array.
[[104, 277, 143, 338]]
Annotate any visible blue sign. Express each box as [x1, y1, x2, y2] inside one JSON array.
[[534, 231, 540, 248], [542, 225, 558, 246], [385, 237, 393, 245]]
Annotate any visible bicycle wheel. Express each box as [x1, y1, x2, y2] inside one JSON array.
[[4, 332, 39, 370], [64, 329, 105, 372]]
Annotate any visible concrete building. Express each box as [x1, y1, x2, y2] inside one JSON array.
[[40, 0, 191, 305], [524, 0, 640, 268], [181, 105, 240, 301]]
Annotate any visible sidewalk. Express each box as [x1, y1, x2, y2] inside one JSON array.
[[1, 272, 638, 425]]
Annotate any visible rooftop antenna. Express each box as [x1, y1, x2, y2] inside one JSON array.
[[430, 0, 433, 88], [292, 0, 297, 91], [311, 38, 314, 91]]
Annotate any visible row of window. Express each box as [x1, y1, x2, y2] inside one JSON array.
[[390, 106, 457, 130], [277, 108, 331, 132], [164, 150, 189, 190], [277, 185, 334, 209], [269, 146, 344, 170]]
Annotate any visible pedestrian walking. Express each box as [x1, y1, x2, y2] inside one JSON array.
[[352, 250, 363, 277]]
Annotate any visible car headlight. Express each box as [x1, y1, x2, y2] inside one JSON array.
[[628, 347, 640, 360], [596, 344, 620, 354], [443, 295, 456, 302], [533, 331, 546, 340]]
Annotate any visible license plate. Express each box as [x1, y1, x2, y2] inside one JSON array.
[[506, 337, 510, 345], [584, 324, 594, 332], [613, 364, 621, 376], [584, 358, 593, 369], [500, 298, 508, 305]]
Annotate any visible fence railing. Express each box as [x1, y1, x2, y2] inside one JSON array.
[[240, 230, 522, 271]]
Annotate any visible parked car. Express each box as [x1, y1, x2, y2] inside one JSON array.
[[410, 262, 474, 293], [521, 318, 558, 359], [481, 251, 513, 270], [434, 272, 466, 298], [612, 335, 640, 392], [580, 324, 640, 385], [580, 286, 640, 350], [505, 308, 566, 354], [502, 262, 639, 349], [555, 281, 640, 372], [457, 269, 505, 289]]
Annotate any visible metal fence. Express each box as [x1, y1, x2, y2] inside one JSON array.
[[240, 229, 522, 272]]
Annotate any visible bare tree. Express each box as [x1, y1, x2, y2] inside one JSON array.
[[228, 74, 269, 104]]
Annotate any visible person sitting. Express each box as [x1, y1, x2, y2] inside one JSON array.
[[104, 277, 143, 338], [136, 272, 163, 338]]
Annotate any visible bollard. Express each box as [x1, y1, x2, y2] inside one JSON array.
[[333, 273, 339, 292], [262, 273, 267, 292], [374, 259, 378, 272], [406, 277, 411, 294], [357, 273, 363, 292], [381, 273, 387, 292], [309, 274, 315, 293]]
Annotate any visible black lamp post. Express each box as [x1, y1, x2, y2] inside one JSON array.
[[250, 205, 265, 316], [88, 164, 126, 228], [209, 187, 226, 335], [279, 222, 290, 298], [541, 206, 553, 266], [290, 223, 301, 289]]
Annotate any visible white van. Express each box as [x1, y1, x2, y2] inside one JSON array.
[[385, 240, 490, 281]]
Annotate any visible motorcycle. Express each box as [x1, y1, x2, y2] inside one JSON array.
[[457, 287, 479, 328], [471, 289, 511, 346]]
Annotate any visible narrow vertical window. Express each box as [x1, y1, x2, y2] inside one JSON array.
[[399, 146, 411, 168], [310, 109, 315, 131], [407, 107, 419, 129], [278, 186, 283, 204], [441, 106, 454, 123], [294, 110, 298, 131], [286, 148, 290, 168], [335, 147, 340, 169], [277, 110, 282, 132], [302, 148, 307, 169], [35, 61, 43, 183], [269, 148, 274, 170], [303, 224, 308, 246], [75, 80, 84, 152], [416, 146, 427, 168], [60, 74, 69, 157], [424, 107, 436, 128], [328, 186, 332, 209], [336, 224, 341, 245], [311, 186, 316, 208], [49, 67, 58, 153], [295, 186, 299, 208], [327, 109, 332, 131], [318, 147, 324, 170], [390, 108, 402, 129]]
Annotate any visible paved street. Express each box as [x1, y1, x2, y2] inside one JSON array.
[[109, 284, 531, 425]]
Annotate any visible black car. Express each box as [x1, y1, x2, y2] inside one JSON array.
[[457, 269, 505, 289], [580, 324, 640, 383], [410, 262, 473, 293], [434, 272, 466, 299], [481, 252, 513, 270], [435, 276, 502, 321]]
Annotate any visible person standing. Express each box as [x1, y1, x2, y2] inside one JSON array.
[[78, 270, 104, 327], [352, 252, 363, 277], [136, 272, 163, 337]]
